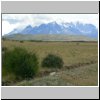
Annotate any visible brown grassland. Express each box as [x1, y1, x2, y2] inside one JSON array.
[[2, 40, 98, 86]]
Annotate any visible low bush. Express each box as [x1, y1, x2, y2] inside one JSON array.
[[2, 47, 7, 52], [42, 54, 64, 69], [2, 47, 39, 79], [19, 40, 24, 43]]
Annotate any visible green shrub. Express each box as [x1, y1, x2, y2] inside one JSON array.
[[2, 37, 6, 41], [2, 47, 39, 79], [2, 47, 7, 52], [42, 54, 64, 69], [19, 40, 24, 43]]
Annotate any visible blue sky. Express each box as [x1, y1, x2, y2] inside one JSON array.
[[2, 14, 99, 35]]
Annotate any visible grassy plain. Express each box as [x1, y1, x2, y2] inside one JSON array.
[[2, 40, 98, 86]]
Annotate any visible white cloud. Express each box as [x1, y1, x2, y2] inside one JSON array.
[[2, 21, 20, 35], [2, 14, 98, 35]]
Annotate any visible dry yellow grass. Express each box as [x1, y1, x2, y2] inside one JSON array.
[[2, 40, 98, 67], [2, 40, 98, 86]]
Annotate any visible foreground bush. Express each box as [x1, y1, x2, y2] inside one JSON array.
[[2, 47, 39, 79], [42, 54, 64, 69]]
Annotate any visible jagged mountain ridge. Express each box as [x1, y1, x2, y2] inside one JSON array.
[[7, 21, 98, 39]]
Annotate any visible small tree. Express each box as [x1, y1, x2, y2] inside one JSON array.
[[42, 54, 63, 69], [2, 47, 39, 79]]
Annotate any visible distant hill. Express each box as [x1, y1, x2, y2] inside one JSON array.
[[3, 34, 97, 41]]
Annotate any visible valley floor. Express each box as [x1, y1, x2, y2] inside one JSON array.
[[2, 40, 98, 86]]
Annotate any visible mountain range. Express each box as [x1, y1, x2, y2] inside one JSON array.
[[4, 21, 98, 41]]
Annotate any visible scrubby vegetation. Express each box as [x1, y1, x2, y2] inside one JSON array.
[[19, 40, 24, 43], [2, 47, 7, 52], [2, 40, 98, 86], [42, 54, 63, 69], [2, 47, 39, 81]]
